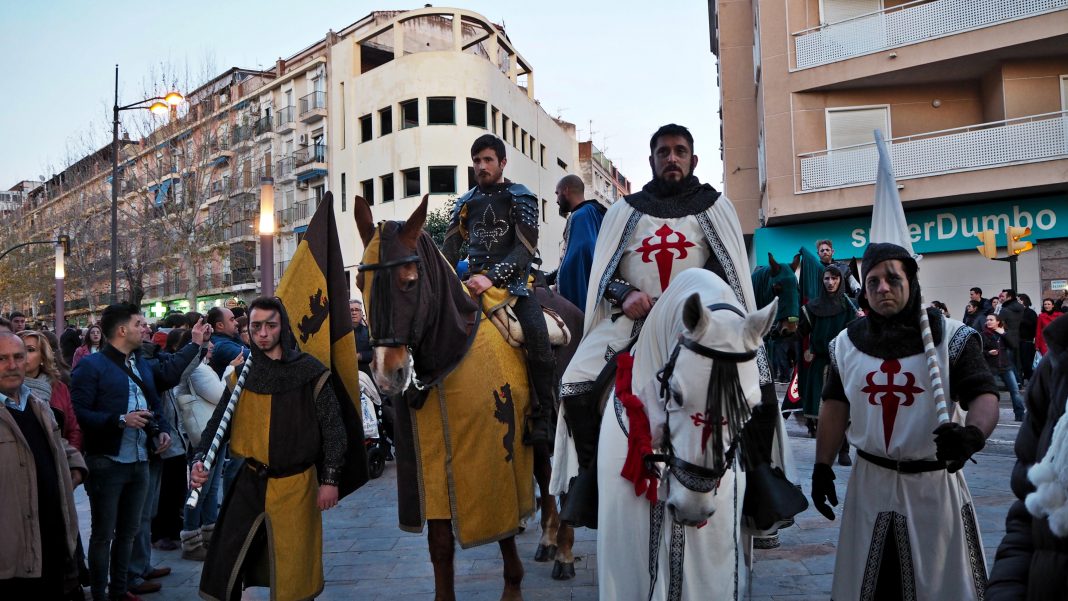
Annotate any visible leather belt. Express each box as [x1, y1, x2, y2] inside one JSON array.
[[856, 449, 946, 474], [244, 457, 313, 479]]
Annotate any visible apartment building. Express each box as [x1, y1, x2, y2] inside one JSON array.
[[711, 0, 1068, 310], [327, 7, 583, 289], [578, 141, 632, 207], [2, 7, 619, 321]]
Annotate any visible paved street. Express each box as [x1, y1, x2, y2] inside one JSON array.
[[74, 395, 1023, 600]]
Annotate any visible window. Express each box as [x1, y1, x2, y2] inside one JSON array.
[[501, 115, 509, 142], [381, 174, 395, 202], [466, 98, 488, 128], [402, 167, 420, 197], [1060, 74, 1068, 111], [341, 173, 347, 212], [361, 179, 374, 205], [540, 144, 546, 167], [557, 157, 568, 170], [825, 106, 890, 149], [360, 115, 372, 142], [529, 136, 536, 160], [428, 166, 456, 194], [379, 107, 393, 136], [521, 131, 527, 155], [512, 124, 518, 147], [821, 0, 881, 24], [339, 82, 346, 149], [541, 199, 547, 223], [491, 107, 499, 134], [427, 97, 455, 125], [401, 99, 418, 129], [467, 167, 477, 190]]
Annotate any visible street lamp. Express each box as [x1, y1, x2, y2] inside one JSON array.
[[54, 242, 65, 334], [259, 177, 276, 298], [110, 64, 184, 304]]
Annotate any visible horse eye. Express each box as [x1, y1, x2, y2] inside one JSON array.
[[402, 279, 417, 292]]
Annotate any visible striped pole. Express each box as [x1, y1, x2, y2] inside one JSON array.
[[918, 298, 950, 425], [186, 357, 253, 508]]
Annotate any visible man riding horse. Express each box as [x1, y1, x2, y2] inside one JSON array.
[[442, 134, 556, 451]]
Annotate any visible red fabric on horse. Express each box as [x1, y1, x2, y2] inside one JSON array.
[[616, 352, 658, 503]]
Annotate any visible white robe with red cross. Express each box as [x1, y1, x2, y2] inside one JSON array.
[[829, 319, 988, 601], [551, 196, 765, 496]]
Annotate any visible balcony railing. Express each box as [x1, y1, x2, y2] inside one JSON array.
[[231, 125, 253, 147], [798, 111, 1068, 191], [254, 115, 273, 137], [275, 155, 295, 180], [275, 106, 296, 132], [299, 91, 326, 121], [294, 145, 326, 167], [209, 179, 228, 197], [793, 0, 1068, 70]]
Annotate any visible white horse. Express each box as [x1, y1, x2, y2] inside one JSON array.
[[597, 268, 778, 601]]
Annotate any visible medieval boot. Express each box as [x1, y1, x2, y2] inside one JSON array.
[[181, 529, 207, 561], [559, 391, 601, 529], [523, 359, 558, 449]]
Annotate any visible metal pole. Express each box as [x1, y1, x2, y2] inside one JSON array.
[[1009, 254, 1019, 294], [111, 64, 120, 304], [261, 233, 274, 297], [54, 277, 64, 335]]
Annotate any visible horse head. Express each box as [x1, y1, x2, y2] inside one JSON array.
[[638, 274, 776, 526], [354, 194, 430, 395], [752, 253, 800, 335]]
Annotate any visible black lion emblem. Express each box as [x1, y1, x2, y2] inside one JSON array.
[[298, 288, 330, 343]]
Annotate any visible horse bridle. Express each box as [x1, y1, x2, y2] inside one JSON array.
[[357, 249, 423, 349], [645, 302, 758, 493]]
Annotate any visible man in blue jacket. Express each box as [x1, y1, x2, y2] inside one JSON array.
[[206, 306, 249, 377], [71, 302, 208, 601], [553, 174, 606, 310]]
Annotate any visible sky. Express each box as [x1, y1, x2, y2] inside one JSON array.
[[0, 1, 721, 191]]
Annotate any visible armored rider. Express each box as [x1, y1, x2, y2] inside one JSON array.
[[442, 134, 555, 448]]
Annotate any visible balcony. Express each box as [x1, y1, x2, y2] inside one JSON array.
[[207, 137, 233, 164], [299, 91, 326, 123], [793, 0, 1068, 70], [208, 178, 228, 199], [275, 155, 295, 182], [254, 115, 273, 140], [275, 106, 296, 134], [797, 110, 1068, 192], [294, 145, 327, 181], [231, 125, 254, 150]]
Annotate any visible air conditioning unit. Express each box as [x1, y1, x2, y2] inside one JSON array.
[[297, 181, 309, 190], [298, 134, 309, 145]]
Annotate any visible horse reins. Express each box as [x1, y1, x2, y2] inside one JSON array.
[[647, 302, 757, 493]]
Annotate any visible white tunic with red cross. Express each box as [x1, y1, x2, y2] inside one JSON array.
[[828, 318, 987, 601]]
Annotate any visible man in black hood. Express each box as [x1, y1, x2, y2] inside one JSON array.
[[190, 296, 347, 601], [811, 242, 999, 600]]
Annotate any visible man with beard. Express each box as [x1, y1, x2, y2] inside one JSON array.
[[552, 174, 606, 309], [190, 296, 347, 601], [550, 124, 779, 527], [816, 239, 861, 295], [442, 134, 556, 449], [811, 243, 999, 600]]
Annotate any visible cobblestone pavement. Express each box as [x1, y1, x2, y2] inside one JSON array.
[[73, 392, 1022, 600]]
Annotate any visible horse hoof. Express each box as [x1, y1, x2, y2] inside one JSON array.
[[551, 560, 575, 580], [533, 544, 557, 562]]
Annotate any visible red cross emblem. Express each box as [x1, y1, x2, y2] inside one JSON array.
[[636, 224, 696, 292], [861, 359, 925, 451], [691, 411, 727, 451]]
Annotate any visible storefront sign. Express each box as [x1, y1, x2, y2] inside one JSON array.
[[754, 194, 1068, 264]]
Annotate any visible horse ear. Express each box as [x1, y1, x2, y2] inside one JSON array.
[[768, 253, 780, 276], [744, 298, 778, 348], [352, 194, 375, 246], [682, 293, 707, 334], [399, 194, 429, 247]]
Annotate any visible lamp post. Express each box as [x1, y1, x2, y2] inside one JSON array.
[[110, 64, 183, 303], [54, 242, 65, 334], [259, 178, 276, 297]]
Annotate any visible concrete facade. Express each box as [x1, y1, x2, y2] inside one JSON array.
[[711, 0, 1068, 311]]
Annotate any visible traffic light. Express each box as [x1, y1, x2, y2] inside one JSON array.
[[57, 234, 71, 256], [1008, 226, 1033, 255], [975, 230, 997, 259]]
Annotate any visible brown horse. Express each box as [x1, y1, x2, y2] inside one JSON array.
[[354, 195, 580, 600]]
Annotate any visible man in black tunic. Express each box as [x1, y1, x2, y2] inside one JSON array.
[[0, 331, 87, 599]]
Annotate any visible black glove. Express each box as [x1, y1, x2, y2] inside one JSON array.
[[811, 463, 838, 521], [933, 423, 985, 474]]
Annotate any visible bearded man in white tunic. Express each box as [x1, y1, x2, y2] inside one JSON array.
[[550, 124, 782, 526], [812, 242, 1000, 601]]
